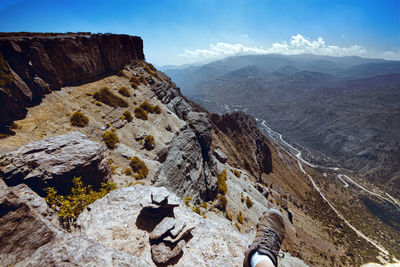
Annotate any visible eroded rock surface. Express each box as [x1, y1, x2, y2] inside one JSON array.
[[0, 132, 111, 196]]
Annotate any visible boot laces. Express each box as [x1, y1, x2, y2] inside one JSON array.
[[259, 227, 283, 258]]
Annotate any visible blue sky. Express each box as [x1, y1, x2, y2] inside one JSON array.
[[0, 0, 399, 65]]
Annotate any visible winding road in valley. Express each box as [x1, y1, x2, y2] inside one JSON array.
[[258, 119, 400, 258]]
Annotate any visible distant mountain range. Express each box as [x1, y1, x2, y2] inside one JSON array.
[[162, 54, 400, 197]]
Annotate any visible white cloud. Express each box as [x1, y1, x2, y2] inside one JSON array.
[[179, 34, 399, 63]]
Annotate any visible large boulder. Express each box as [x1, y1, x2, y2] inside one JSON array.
[[0, 132, 111, 196], [0, 181, 62, 266], [156, 127, 217, 200]]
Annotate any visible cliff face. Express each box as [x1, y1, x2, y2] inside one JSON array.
[[0, 33, 144, 125]]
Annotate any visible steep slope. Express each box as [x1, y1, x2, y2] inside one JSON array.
[[0, 34, 398, 266]]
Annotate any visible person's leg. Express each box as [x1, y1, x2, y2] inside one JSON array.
[[243, 208, 285, 267]]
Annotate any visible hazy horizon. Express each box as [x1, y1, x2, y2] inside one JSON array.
[[1, 0, 399, 66]]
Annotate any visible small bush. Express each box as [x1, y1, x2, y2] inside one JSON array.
[[226, 210, 232, 221], [70, 111, 89, 127], [235, 222, 241, 232], [147, 63, 156, 72], [118, 86, 131, 97], [216, 194, 227, 211], [237, 211, 244, 224], [201, 201, 208, 209], [184, 195, 192, 207], [144, 135, 155, 150], [86, 92, 93, 96], [134, 107, 148, 120], [217, 169, 228, 195], [103, 130, 119, 149], [93, 87, 128, 108], [138, 75, 147, 85], [241, 192, 244, 203], [139, 101, 161, 114], [153, 105, 161, 114], [122, 110, 133, 122], [116, 69, 124, 76], [130, 76, 139, 88], [123, 167, 133, 176], [130, 156, 148, 180], [191, 206, 201, 214], [246, 196, 254, 208], [233, 169, 241, 178], [45, 177, 116, 230]]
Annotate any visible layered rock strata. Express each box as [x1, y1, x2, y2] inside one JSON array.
[[0, 33, 144, 125]]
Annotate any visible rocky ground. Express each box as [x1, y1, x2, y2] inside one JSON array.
[[0, 60, 395, 266]]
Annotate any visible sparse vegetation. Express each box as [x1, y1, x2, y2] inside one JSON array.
[[216, 194, 227, 211], [70, 111, 89, 127], [0, 52, 14, 92], [122, 110, 133, 122], [235, 222, 241, 232], [226, 210, 232, 221], [191, 205, 201, 214], [134, 107, 148, 120], [144, 135, 155, 150], [233, 169, 241, 178], [93, 87, 128, 107], [184, 195, 192, 207], [45, 176, 116, 230], [237, 211, 244, 224], [130, 76, 139, 88], [246, 196, 254, 208], [217, 169, 228, 195], [130, 156, 148, 180], [118, 86, 131, 97], [123, 167, 133, 176], [139, 100, 160, 114], [103, 130, 119, 149], [201, 201, 208, 209]]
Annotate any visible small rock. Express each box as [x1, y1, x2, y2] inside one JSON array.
[[151, 239, 185, 265], [170, 220, 186, 237], [149, 217, 176, 240], [213, 148, 228, 163]]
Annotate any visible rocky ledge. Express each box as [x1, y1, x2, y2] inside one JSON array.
[[0, 33, 144, 125]]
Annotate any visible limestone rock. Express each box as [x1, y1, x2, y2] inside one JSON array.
[[149, 217, 176, 240], [187, 111, 212, 154], [0, 184, 62, 266], [116, 143, 136, 159], [213, 148, 228, 163], [151, 239, 186, 265], [170, 220, 186, 237], [17, 234, 151, 266], [0, 132, 111, 196], [156, 128, 217, 200], [76, 185, 248, 267]]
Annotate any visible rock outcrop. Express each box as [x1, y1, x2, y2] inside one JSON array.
[[0, 180, 62, 266], [77, 185, 248, 266], [150, 77, 217, 200], [210, 112, 273, 181], [0, 33, 144, 125], [0, 132, 111, 196]]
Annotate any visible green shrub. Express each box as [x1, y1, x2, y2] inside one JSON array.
[[70, 111, 89, 127], [0, 52, 14, 92], [246, 196, 254, 208], [103, 130, 119, 149], [216, 194, 227, 211], [226, 210, 232, 221], [118, 86, 131, 97], [237, 211, 244, 224], [134, 107, 148, 120], [93, 87, 128, 107], [233, 169, 241, 178], [217, 169, 228, 195], [130, 156, 148, 180], [144, 135, 155, 150], [153, 105, 161, 114], [45, 177, 116, 230], [122, 110, 133, 122]]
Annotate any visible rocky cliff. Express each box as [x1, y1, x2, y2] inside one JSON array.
[[0, 33, 144, 126]]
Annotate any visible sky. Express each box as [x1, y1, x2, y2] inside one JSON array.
[[0, 0, 399, 66]]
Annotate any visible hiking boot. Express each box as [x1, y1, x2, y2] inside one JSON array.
[[243, 208, 285, 267]]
